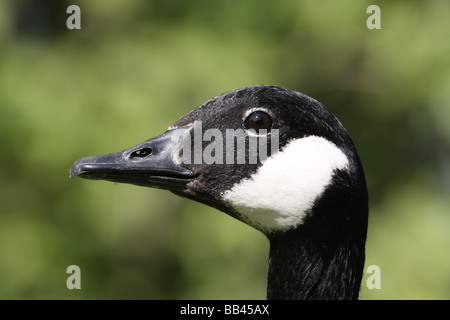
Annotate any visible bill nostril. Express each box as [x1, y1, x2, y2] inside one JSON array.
[[130, 147, 153, 159]]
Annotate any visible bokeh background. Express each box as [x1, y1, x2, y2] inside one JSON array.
[[0, 0, 449, 299]]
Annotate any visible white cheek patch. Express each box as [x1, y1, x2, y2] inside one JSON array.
[[221, 136, 349, 232]]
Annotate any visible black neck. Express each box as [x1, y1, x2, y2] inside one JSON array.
[[266, 169, 368, 300], [267, 227, 365, 300]]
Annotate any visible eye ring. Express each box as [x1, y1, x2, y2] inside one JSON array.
[[243, 109, 274, 134]]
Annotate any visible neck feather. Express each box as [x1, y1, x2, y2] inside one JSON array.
[[265, 169, 368, 300], [267, 227, 366, 300]]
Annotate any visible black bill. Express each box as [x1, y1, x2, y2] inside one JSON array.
[[70, 126, 196, 190]]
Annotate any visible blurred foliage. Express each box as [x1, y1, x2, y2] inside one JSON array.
[[0, 0, 449, 299]]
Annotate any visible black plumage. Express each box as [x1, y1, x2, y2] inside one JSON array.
[[71, 85, 368, 300]]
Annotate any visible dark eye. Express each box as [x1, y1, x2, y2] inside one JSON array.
[[243, 111, 273, 133]]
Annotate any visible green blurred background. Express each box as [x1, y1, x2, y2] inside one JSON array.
[[0, 0, 449, 299]]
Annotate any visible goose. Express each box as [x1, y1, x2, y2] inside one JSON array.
[[70, 85, 368, 300]]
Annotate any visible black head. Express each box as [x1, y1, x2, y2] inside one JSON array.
[[71, 85, 367, 235]]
